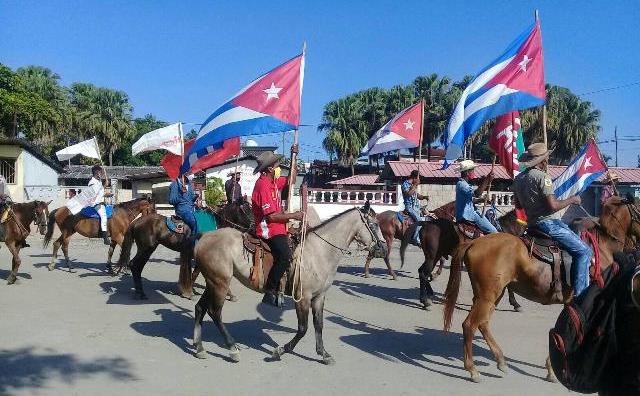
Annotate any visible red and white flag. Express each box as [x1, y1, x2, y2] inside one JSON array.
[[161, 137, 240, 180], [362, 100, 423, 155], [489, 111, 524, 178]]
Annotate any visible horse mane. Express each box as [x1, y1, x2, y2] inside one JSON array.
[[307, 207, 360, 232], [599, 196, 628, 236], [116, 197, 149, 210]]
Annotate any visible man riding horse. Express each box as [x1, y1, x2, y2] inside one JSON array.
[[402, 170, 429, 245], [455, 160, 497, 234], [513, 143, 592, 297], [251, 148, 304, 308], [169, 171, 198, 245]]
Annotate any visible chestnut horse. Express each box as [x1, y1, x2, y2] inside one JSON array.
[[3, 200, 51, 284], [443, 196, 640, 383], [43, 196, 155, 273]]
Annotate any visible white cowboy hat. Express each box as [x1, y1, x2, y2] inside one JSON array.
[[519, 143, 552, 168], [606, 171, 620, 181], [458, 159, 477, 172]]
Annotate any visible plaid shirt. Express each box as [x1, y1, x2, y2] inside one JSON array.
[[401, 180, 420, 211]]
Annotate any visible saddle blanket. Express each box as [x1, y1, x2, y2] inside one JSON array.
[[195, 210, 217, 233], [79, 205, 113, 219]]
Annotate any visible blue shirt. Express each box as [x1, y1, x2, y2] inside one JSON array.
[[401, 180, 420, 211], [455, 179, 477, 221], [169, 179, 196, 214]]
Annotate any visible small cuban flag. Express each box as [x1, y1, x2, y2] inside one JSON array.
[[553, 140, 607, 200], [361, 100, 423, 155]]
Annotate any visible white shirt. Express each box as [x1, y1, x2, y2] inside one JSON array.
[[88, 177, 105, 206]]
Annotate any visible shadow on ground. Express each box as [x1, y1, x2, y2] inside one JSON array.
[[0, 346, 135, 395]]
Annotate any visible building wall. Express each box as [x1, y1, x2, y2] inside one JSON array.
[[205, 160, 260, 199], [419, 184, 456, 211]]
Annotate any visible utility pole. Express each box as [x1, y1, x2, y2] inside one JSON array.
[[614, 126, 618, 167]]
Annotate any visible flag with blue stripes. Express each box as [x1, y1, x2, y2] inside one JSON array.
[[553, 141, 607, 200]]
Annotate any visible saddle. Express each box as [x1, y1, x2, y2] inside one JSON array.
[[165, 215, 186, 234], [520, 228, 573, 292], [79, 205, 113, 219], [456, 219, 487, 240], [243, 233, 286, 293]]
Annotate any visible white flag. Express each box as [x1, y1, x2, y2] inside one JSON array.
[[132, 122, 183, 156], [56, 137, 101, 162]]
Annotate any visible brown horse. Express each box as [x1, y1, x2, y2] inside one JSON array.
[[443, 196, 640, 383], [43, 196, 155, 273], [3, 200, 51, 284], [117, 200, 254, 300]]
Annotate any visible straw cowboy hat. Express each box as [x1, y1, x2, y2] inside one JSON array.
[[253, 151, 283, 174], [519, 143, 552, 168], [606, 171, 620, 182], [458, 159, 477, 172]]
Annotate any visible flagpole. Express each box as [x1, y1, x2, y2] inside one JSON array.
[[286, 41, 306, 213], [481, 155, 496, 215], [535, 10, 549, 168], [417, 99, 424, 174]]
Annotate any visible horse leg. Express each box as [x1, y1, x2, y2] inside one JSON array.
[[507, 285, 523, 312], [7, 244, 21, 285], [476, 303, 507, 374], [61, 235, 73, 273], [311, 294, 334, 365], [273, 297, 310, 360], [364, 253, 373, 278], [206, 281, 239, 362], [193, 288, 210, 359], [462, 299, 485, 383], [417, 263, 432, 310], [48, 235, 64, 271], [130, 247, 155, 300], [106, 241, 117, 274], [431, 257, 445, 280], [384, 236, 396, 280], [545, 355, 558, 383]]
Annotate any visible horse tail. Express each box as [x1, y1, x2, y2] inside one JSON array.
[[443, 242, 471, 332], [399, 224, 412, 269], [117, 219, 137, 270], [43, 208, 58, 248]]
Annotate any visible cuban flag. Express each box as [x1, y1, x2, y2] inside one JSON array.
[[553, 141, 607, 200], [181, 52, 305, 174], [361, 100, 422, 155], [444, 22, 545, 165]]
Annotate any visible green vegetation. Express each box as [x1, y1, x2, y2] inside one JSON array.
[[204, 177, 226, 207]]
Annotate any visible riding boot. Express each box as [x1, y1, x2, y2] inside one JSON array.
[[100, 231, 111, 245], [261, 291, 283, 308]]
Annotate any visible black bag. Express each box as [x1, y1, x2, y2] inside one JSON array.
[[549, 263, 626, 394]]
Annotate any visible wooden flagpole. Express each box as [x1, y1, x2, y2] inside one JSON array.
[[286, 41, 306, 212], [481, 155, 496, 215], [417, 99, 424, 174], [535, 10, 549, 171]]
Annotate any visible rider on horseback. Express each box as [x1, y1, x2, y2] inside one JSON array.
[[402, 170, 429, 245], [169, 171, 198, 244], [513, 143, 592, 296], [252, 149, 304, 308], [89, 165, 112, 245], [455, 160, 497, 234]]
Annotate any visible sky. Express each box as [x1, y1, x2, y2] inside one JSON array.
[[2, 1, 639, 166]]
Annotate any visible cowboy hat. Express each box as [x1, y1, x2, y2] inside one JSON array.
[[458, 159, 477, 172], [253, 151, 283, 174], [606, 171, 620, 181], [519, 143, 552, 168]]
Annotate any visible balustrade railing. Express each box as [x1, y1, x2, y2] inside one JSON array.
[[306, 188, 397, 205]]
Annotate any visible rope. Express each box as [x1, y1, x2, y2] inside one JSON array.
[[582, 230, 604, 289], [291, 214, 307, 303]]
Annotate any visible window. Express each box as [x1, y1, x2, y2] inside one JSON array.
[[0, 158, 16, 184]]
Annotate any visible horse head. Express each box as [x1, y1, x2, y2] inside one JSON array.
[[141, 195, 156, 215], [358, 201, 386, 258], [219, 198, 254, 231], [34, 200, 51, 235], [601, 195, 640, 248]]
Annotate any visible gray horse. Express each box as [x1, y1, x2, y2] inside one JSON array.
[[192, 204, 386, 363]]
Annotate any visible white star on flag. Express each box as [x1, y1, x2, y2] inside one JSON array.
[[518, 54, 532, 72], [403, 119, 415, 130], [263, 82, 283, 101], [583, 156, 592, 169]]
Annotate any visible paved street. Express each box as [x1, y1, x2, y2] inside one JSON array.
[[0, 234, 570, 396]]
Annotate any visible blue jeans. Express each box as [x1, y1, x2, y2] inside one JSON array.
[[176, 209, 197, 236], [536, 219, 592, 296], [461, 211, 498, 234], [406, 207, 423, 244]]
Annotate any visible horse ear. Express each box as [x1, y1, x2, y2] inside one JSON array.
[[362, 200, 371, 213], [46, 200, 52, 206]]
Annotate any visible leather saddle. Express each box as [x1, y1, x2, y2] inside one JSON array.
[[520, 228, 573, 291], [166, 215, 187, 234], [243, 233, 289, 293], [456, 219, 487, 240]]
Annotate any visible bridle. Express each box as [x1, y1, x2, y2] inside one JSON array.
[[312, 208, 385, 256], [216, 202, 254, 232], [607, 201, 640, 249]]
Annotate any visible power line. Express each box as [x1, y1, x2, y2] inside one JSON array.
[[578, 80, 640, 97]]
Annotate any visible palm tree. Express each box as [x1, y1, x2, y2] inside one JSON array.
[[413, 74, 458, 152]]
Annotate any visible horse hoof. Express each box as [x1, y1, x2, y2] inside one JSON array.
[[228, 295, 239, 302], [272, 346, 285, 361], [195, 350, 208, 359], [180, 293, 193, 300], [545, 374, 558, 383], [6, 275, 17, 285], [498, 362, 508, 373], [470, 372, 482, 383], [68, 268, 76, 274], [364, 273, 370, 278], [390, 274, 397, 281], [514, 306, 524, 313], [47, 264, 55, 271], [322, 355, 335, 365], [229, 347, 240, 362]]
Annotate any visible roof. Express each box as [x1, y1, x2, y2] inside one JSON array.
[[60, 165, 166, 180], [328, 174, 383, 186], [240, 145, 278, 158], [0, 138, 64, 173], [384, 160, 640, 184]]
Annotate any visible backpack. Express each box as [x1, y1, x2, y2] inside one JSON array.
[[549, 261, 631, 394]]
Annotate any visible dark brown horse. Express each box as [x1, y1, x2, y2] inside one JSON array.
[[118, 200, 254, 300], [3, 200, 51, 284], [443, 196, 640, 383], [43, 196, 155, 273]]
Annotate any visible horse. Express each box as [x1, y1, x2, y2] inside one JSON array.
[[43, 196, 155, 273], [117, 200, 254, 300], [3, 200, 51, 284], [396, 204, 527, 311], [443, 196, 640, 383], [191, 205, 386, 363], [363, 204, 442, 280]]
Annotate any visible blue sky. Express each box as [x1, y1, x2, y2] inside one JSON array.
[[2, 1, 639, 165]]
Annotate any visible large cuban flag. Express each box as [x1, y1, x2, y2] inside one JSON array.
[[444, 22, 545, 165], [181, 53, 305, 174], [553, 141, 607, 200], [361, 100, 422, 155]]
